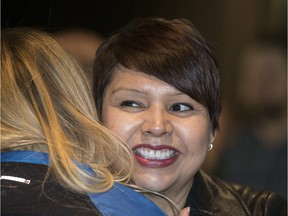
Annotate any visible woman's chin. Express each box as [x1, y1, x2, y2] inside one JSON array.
[[132, 172, 174, 193]]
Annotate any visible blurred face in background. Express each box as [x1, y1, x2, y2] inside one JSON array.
[[237, 45, 287, 118]]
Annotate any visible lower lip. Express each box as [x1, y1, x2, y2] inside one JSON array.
[[133, 153, 179, 168]]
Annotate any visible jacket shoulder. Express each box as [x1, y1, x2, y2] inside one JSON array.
[[198, 170, 287, 216], [228, 182, 287, 216], [1, 162, 102, 216]]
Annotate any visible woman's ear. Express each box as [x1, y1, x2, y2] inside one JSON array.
[[208, 131, 217, 151], [210, 130, 217, 144]]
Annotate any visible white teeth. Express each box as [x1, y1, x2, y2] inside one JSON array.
[[135, 148, 175, 160]]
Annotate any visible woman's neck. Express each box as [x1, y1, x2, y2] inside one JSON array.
[[145, 181, 193, 216]]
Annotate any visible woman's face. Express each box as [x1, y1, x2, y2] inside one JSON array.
[[102, 68, 215, 197]]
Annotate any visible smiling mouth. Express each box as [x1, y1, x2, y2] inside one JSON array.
[[132, 144, 179, 168], [134, 148, 176, 160]]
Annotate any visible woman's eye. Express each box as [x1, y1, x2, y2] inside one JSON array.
[[170, 104, 192, 112], [120, 101, 141, 107]]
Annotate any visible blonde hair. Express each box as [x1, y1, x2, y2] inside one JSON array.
[[1, 28, 134, 194]]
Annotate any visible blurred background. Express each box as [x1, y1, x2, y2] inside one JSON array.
[[2, 0, 287, 198]]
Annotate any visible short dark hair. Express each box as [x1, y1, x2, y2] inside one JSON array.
[[93, 17, 221, 132]]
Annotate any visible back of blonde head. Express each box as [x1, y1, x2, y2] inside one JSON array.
[[1, 28, 133, 193]]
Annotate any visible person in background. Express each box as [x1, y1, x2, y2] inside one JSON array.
[[1, 27, 172, 216], [56, 29, 105, 87], [216, 35, 287, 198], [92, 17, 287, 215]]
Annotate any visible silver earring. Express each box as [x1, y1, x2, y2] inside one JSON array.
[[208, 143, 213, 151]]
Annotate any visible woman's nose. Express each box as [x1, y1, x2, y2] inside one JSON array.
[[141, 107, 173, 136]]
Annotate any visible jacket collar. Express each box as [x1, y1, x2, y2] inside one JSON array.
[[185, 169, 251, 216]]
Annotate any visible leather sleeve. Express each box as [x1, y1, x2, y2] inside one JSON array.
[[230, 183, 287, 216]]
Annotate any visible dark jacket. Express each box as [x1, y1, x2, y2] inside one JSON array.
[[186, 170, 287, 216], [1, 162, 101, 216]]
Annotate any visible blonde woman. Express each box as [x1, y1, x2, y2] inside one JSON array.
[[1, 28, 168, 216]]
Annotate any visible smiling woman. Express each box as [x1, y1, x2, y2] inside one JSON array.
[[92, 18, 287, 216]]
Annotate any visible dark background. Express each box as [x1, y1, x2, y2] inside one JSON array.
[[2, 0, 286, 100]]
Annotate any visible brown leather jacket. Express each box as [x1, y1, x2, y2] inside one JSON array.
[[185, 170, 287, 216]]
